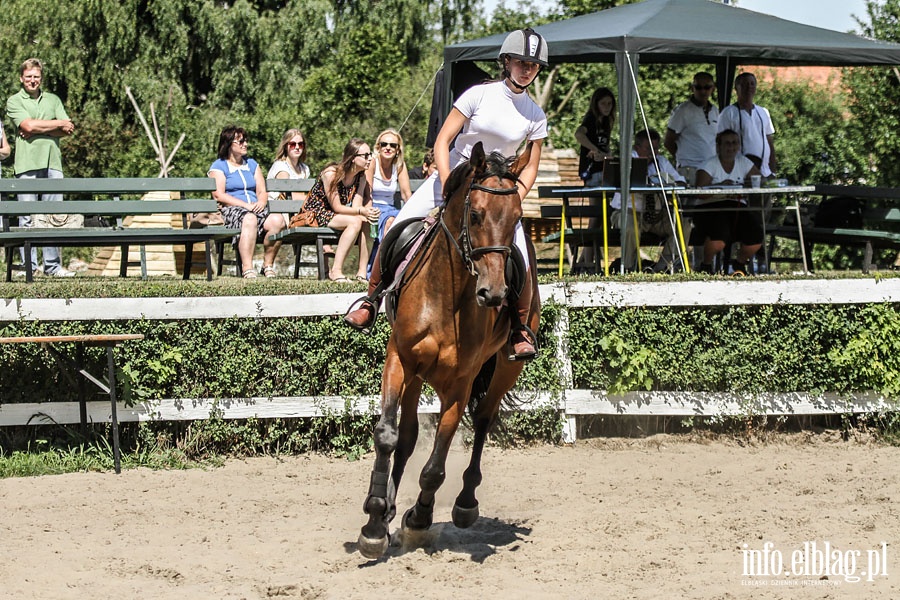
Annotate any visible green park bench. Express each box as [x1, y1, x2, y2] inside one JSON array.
[[767, 185, 900, 273], [0, 178, 240, 282]]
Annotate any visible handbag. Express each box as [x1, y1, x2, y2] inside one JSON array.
[[32, 213, 84, 228], [289, 209, 318, 228], [189, 211, 225, 228]]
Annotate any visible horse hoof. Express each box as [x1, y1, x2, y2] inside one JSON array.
[[451, 503, 479, 528], [402, 505, 432, 531], [357, 532, 389, 559]]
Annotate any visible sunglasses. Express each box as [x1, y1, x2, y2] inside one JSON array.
[[355, 152, 373, 159], [287, 141, 305, 149], [233, 138, 248, 145], [379, 141, 399, 150], [693, 84, 714, 90]]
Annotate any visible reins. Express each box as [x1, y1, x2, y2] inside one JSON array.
[[440, 171, 520, 276]]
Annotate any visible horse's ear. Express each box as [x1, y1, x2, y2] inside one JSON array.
[[470, 141, 486, 174], [510, 142, 533, 176]]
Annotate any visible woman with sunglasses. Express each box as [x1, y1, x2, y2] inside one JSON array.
[[301, 138, 378, 282], [268, 129, 312, 242], [366, 128, 412, 240], [346, 27, 548, 361], [209, 125, 284, 278]]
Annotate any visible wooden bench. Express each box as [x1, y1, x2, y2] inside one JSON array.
[[0, 333, 144, 474], [767, 185, 900, 273], [0, 178, 240, 282]]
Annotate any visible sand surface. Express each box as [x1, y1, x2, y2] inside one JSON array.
[[1, 433, 898, 599]]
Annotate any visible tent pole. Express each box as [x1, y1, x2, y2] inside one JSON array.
[[616, 51, 639, 274]]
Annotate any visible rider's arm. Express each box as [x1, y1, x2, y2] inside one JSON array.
[[434, 108, 468, 189]]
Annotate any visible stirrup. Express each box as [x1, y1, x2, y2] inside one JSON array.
[[344, 296, 378, 332], [507, 323, 538, 362]]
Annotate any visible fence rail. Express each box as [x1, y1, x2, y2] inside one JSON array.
[[3, 279, 899, 442]]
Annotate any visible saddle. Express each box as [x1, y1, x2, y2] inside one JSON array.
[[376, 216, 528, 324]]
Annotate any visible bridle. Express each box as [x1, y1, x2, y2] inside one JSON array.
[[440, 171, 520, 276]]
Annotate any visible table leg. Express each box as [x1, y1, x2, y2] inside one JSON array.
[[24, 242, 34, 283], [76, 344, 87, 434], [602, 191, 609, 277], [106, 346, 122, 474], [558, 199, 566, 278]]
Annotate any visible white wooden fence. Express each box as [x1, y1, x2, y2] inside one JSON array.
[[3, 279, 899, 442]]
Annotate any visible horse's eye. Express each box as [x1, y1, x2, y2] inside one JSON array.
[[470, 211, 482, 226]]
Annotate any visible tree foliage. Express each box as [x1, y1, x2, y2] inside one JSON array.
[[844, 0, 900, 186], [0, 0, 882, 191]]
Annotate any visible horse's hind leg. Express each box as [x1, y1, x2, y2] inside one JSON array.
[[453, 356, 524, 529], [358, 348, 418, 559], [402, 393, 468, 532]]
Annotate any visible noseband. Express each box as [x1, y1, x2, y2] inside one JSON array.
[[441, 172, 520, 276]]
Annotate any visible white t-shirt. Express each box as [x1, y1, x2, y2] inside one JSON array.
[[266, 159, 310, 202], [450, 80, 548, 167], [371, 162, 398, 206], [697, 154, 756, 205], [667, 100, 719, 169], [717, 104, 775, 177]]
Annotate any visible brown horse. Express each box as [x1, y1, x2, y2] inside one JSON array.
[[357, 141, 541, 559]]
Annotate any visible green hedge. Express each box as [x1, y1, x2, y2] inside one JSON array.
[[570, 303, 900, 397], [0, 305, 564, 403], [3, 300, 900, 402]]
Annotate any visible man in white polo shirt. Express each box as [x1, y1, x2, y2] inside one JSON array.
[[664, 71, 719, 185], [717, 72, 776, 177]]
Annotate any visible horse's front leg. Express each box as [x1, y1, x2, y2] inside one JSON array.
[[453, 355, 524, 528], [358, 348, 417, 558], [402, 388, 469, 532]]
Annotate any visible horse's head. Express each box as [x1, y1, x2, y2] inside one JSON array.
[[443, 141, 531, 308]]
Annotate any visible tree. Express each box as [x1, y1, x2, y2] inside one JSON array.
[[845, 0, 900, 186]]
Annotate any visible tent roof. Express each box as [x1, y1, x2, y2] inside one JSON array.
[[444, 0, 900, 67]]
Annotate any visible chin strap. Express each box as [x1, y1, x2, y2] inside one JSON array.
[[504, 70, 540, 92], [505, 73, 530, 91]]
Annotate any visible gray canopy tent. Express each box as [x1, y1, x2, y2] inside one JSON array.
[[440, 0, 900, 257]]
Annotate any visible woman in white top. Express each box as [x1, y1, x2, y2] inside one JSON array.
[[366, 128, 412, 240], [346, 27, 549, 360], [267, 128, 311, 197], [268, 128, 311, 235], [695, 129, 763, 275]]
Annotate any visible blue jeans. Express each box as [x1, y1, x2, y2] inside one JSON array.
[[16, 168, 64, 274]]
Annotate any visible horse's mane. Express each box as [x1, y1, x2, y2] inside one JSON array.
[[444, 150, 516, 203]]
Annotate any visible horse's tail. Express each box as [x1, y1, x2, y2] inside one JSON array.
[[468, 355, 497, 418], [467, 355, 520, 419]]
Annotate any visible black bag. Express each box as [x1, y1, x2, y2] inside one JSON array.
[[814, 196, 864, 229]]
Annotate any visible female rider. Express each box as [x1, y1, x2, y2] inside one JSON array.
[[345, 27, 548, 361]]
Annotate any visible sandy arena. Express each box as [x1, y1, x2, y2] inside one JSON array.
[[1, 433, 897, 599]]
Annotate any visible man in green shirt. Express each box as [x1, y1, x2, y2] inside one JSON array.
[[6, 58, 75, 276]]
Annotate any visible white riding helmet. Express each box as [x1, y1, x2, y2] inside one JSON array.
[[498, 28, 549, 68]]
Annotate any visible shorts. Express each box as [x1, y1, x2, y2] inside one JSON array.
[[221, 204, 270, 243], [694, 200, 763, 246]]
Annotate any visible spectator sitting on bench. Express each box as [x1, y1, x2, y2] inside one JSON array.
[[366, 128, 412, 241], [694, 129, 763, 275], [302, 138, 378, 282], [610, 128, 689, 273], [209, 125, 284, 279], [268, 127, 311, 232]]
